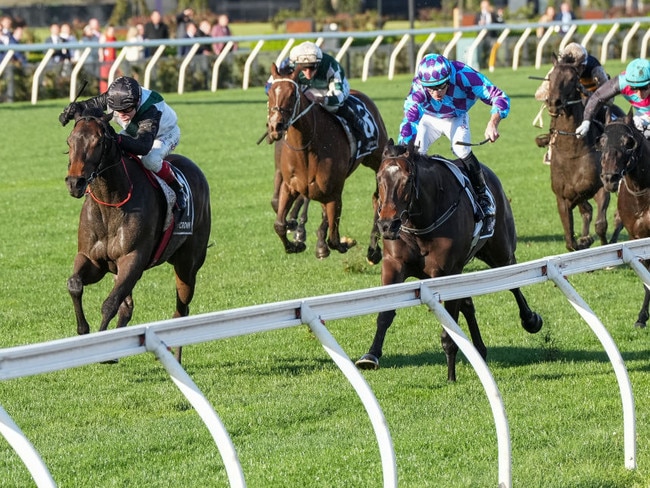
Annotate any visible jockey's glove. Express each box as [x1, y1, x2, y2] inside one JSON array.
[[59, 102, 82, 126], [575, 120, 591, 139]]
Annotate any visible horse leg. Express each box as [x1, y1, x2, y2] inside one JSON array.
[[289, 196, 309, 244], [67, 253, 108, 335], [274, 183, 306, 254], [510, 288, 543, 333], [555, 197, 579, 251], [98, 255, 146, 332], [116, 294, 134, 328], [576, 200, 595, 250], [610, 210, 625, 244], [324, 198, 357, 255], [635, 273, 650, 328], [315, 206, 330, 259], [355, 309, 397, 370], [440, 299, 465, 382], [367, 186, 383, 265], [592, 188, 611, 246]]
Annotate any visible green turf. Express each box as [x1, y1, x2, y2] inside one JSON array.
[[2, 61, 650, 487]]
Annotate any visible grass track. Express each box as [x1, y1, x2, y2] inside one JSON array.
[[1, 61, 650, 487]]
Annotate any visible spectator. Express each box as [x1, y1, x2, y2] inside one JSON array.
[[124, 23, 145, 63], [100, 25, 117, 63], [44, 23, 69, 63], [555, 2, 576, 34], [211, 14, 236, 55], [179, 21, 200, 57], [81, 20, 101, 80], [60, 23, 79, 63], [475, 1, 497, 38], [175, 8, 194, 40], [536, 6, 556, 39], [144, 10, 169, 57], [0, 15, 26, 66]]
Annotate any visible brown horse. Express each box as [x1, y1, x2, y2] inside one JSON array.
[[544, 54, 618, 251], [355, 140, 543, 381], [266, 62, 387, 261], [64, 109, 211, 362], [599, 110, 650, 327]]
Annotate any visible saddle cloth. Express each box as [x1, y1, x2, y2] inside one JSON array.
[[337, 95, 380, 159]]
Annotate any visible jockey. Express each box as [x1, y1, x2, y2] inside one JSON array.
[[577, 58, 650, 140], [59, 76, 187, 210], [535, 43, 609, 102], [286, 41, 373, 154], [398, 53, 510, 235]]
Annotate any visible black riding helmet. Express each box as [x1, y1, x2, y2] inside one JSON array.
[[107, 76, 141, 111]]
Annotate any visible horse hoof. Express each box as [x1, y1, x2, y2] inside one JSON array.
[[366, 246, 382, 265], [316, 246, 331, 259], [100, 358, 119, 364], [634, 321, 647, 329], [286, 242, 307, 254], [355, 354, 379, 370], [523, 312, 543, 334]]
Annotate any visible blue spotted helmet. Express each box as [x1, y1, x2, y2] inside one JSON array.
[[417, 54, 452, 87], [625, 58, 650, 88]]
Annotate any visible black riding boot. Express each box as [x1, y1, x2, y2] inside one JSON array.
[[462, 152, 496, 235], [336, 103, 373, 154]]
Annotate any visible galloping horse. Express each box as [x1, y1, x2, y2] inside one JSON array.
[[355, 141, 543, 381], [64, 109, 211, 362], [544, 54, 616, 251], [599, 110, 650, 327], [266, 62, 387, 261]]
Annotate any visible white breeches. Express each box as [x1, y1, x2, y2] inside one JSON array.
[[141, 125, 181, 173], [414, 112, 472, 159]]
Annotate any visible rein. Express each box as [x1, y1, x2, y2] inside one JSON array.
[[269, 77, 316, 151], [383, 154, 463, 236], [74, 116, 134, 207], [604, 121, 642, 184]]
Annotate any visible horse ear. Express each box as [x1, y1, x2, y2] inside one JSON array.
[[552, 52, 558, 66], [605, 108, 613, 125], [626, 108, 634, 125], [271, 63, 278, 77], [103, 112, 113, 124], [387, 138, 394, 146]]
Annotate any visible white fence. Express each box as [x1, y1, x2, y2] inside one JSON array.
[[2, 238, 650, 487], [1, 16, 649, 104]]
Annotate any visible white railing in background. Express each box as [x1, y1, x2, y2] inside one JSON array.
[[1, 238, 650, 487], [0, 17, 649, 104]]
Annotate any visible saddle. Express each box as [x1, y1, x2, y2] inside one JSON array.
[[336, 95, 379, 160], [132, 157, 194, 267]]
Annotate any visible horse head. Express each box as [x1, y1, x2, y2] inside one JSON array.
[[598, 110, 642, 192], [376, 139, 418, 239], [65, 109, 118, 198], [266, 63, 303, 142], [546, 55, 584, 118]]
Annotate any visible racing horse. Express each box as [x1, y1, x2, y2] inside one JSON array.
[[266, 62, 387, 262], [64, 109, 211, 362], [599, 110, 650, 327], [543, 53, 618, 251], [355, 140, 543, 381]]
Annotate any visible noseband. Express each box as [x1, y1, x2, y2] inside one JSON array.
[[603, 122, 641, 177], [380, 153, 461, 236]]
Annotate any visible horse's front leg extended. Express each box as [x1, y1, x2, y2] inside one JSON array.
[[274, 183, 306, 254], [67, 253, 107, 335], [367, 186, 382, 265], [355, 309, 397, 370], [99, 254, 146, 331], [325, 198, 356, 254], [592, 187, 611, 246]]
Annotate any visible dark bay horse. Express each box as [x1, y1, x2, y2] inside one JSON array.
[[64, 110, 211, 362], [599, 111, 650, 327], [266, 62, 387, 262], [355, 141, 543, 381], [544, 54, 617, 251]]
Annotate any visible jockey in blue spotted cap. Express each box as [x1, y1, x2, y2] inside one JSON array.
[[398, 53, 510, 235]]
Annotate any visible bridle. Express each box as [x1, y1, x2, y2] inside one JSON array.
[[546, 64, 588, 118], [72, 115, 133, 207], [380, 153, 462, 236], [268, 77, 316, 151], [602, 121, 641, 180]]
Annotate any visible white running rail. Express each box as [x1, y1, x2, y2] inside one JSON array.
[[1, 239, 650, 486]]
